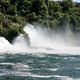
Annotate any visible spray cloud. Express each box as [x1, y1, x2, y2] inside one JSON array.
[[0, 23, 80, 55]]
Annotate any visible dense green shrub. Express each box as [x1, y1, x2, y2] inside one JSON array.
[[0, 12, 5, 23], [0, 0, 80, 42]]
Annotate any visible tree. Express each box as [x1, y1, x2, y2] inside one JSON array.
[[45, 0, 49, 7], [49, 1, 61, 16], [62, 0, 74, 12], [23, 0, 33, 15], [7, 5, 17, 15], [32, 0, 48, 17], [0, 0, 11, 13], [27, 12, 37, 23], [10, 0, 17, 4]]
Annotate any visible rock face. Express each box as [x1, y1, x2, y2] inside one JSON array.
[[23, 32, 31, 47]]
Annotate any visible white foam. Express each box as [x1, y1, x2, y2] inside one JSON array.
[[24, 24, 66, 49], [54, 75, 73, 80], [0, 24, 80, 55], [0, 63, 14, 65], [13, 63, 29, 68], [49, 68, 59, 71]]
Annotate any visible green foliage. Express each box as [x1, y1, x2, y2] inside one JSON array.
[[0, 0, 80, 42], [32, 0, 48, 17], [0, 0, 11, 13], [62, 0, 74, 12], [24, 0, 33, 14], [27, 12, 38, 23], [0, 12, 5, 23], [49, 1, 62, 16], [10, 0, 17, 4], [7, 5, 17, 15]]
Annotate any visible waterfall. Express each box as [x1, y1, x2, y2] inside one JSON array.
[[0, 24, 80, 55]]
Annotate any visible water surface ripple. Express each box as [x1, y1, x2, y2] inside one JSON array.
[[0, 53, 80, 80]]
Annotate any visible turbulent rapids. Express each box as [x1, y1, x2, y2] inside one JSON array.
[[0, 24, 80, 55], [1, 24, 80, 80]]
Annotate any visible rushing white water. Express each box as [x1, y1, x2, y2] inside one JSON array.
[[0, 24, 80, 55]]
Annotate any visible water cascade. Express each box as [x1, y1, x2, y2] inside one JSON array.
[[0, 24, 80, 55], [0, 24, 80, 80]]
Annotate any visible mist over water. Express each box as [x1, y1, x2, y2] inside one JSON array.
[[23, 24, 80, 54], [24, 24, 66, 48], [0, 23, 80, 55]]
